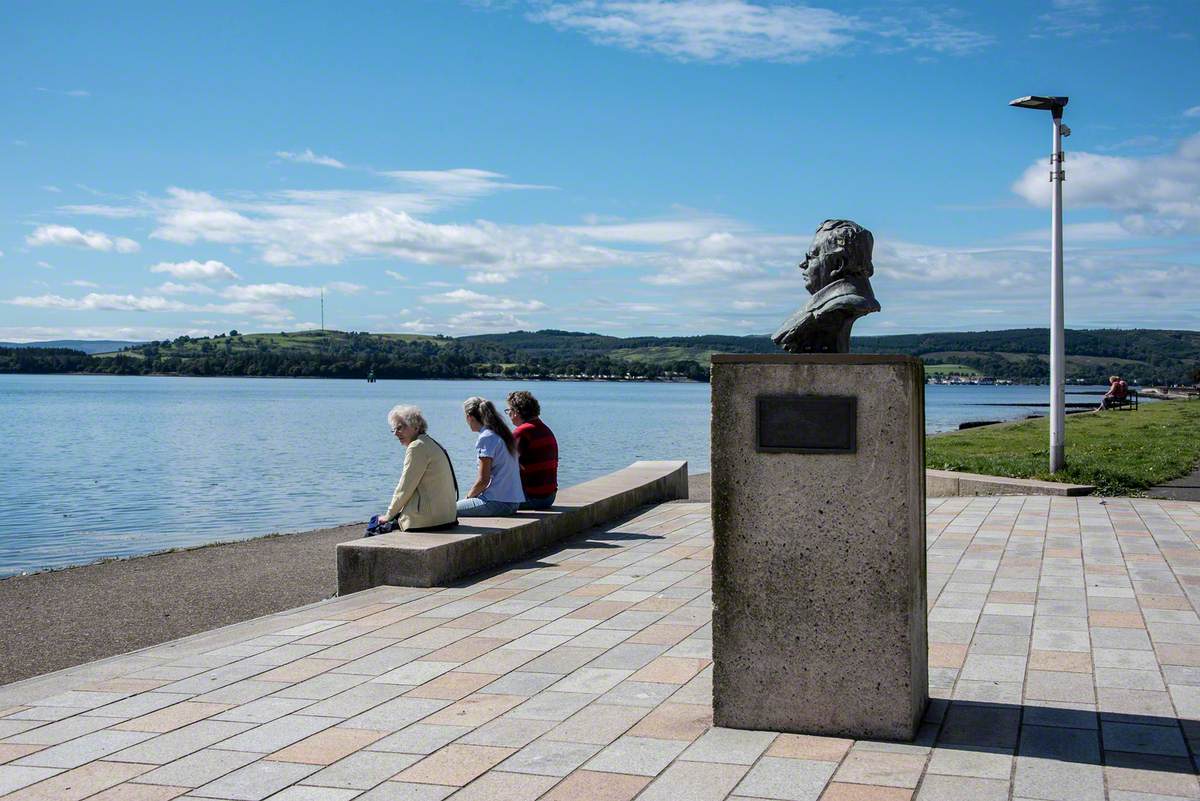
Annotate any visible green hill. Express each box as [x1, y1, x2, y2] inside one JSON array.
[[2, 327, 1197, 384]]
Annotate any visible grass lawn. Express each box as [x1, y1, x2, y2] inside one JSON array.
[[926, 400, 1200, 495], [924, 362, 982, 376]]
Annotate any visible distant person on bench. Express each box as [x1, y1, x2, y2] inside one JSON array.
[[506, 390, 559, 510], [377, 405, 458, 532], [1098, 375, 1128, 410], [457, 396, 525, 517]]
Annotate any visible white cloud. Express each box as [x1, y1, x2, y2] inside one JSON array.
[[26, 224, 140, 253], [425, 288, 547, 311], [448, 310, 533, 332], [382, 168, 551, 202], [466, 271, 513, 284], [58, 203, 145, 219], [1012, 133, 1200, 235], [276, 148, 346, 169], [1185, 106, 1200, 118], [385, 270, 409, 282], [526, 1, 989, 62], [66, 279, 100, 288], [326, 281, 366, 294], [221, 283, 322, 302], [156, 281, 215, 295], [36, 261, 52, 270], [149, 186, 629, 269], [530, 0, 854, 63], [5, 291, 294, 322], [42, 185, 61, 193], [8, 293, 190, 312], [149, 259, 240, 281]]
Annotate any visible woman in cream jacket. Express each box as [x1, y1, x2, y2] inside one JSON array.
[[380, 405, 458, 531]]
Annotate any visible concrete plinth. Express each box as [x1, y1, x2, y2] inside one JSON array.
[[711, 354, 927, 741]]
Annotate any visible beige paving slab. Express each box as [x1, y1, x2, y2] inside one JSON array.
[[1, 499, 1199, 801]]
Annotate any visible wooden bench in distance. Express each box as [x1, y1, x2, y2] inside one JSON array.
[[337, 460, 688, 593]]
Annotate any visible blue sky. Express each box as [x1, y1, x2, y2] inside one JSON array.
[[3, 0, 1198, 341]]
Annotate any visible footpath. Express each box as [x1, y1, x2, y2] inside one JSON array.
[[0, 473, 712, 686], [1150, 463, 1200, 502]]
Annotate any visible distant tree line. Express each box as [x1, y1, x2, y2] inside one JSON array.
[[2, 327, 1196, 385]]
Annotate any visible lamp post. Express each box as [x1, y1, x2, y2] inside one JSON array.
[[1010, 95, 1069, 473]]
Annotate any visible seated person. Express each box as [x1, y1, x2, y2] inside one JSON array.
[[1098, 375, 1128, 410], [457, 396, 524, 517], [379, 405, 458, 531], [506, 390, 559, 510]]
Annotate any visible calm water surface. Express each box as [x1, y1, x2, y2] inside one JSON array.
[[0, 374, 1113, 575]]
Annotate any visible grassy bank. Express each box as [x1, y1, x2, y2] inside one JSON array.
[[926, 400, 1200, 495]]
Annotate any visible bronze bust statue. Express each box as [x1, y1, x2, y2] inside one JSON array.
[[773, 219, 881, 353]]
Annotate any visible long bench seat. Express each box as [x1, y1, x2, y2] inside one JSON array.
[[337, 460, 688, 593]]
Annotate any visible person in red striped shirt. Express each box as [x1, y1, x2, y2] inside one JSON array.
[[506, 390, 559, 510]]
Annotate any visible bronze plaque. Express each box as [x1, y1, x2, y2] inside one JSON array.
[[756, 395, 856, 453]]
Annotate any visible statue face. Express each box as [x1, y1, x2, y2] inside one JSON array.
[[802, 232, 838, 294]]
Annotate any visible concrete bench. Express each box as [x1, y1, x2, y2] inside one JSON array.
[[337, 460, 688, 593]]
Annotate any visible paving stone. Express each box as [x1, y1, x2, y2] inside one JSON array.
[[496, 739, 600, 776], [192, 758, 320, 800], [4, 713, 114, 745], [0, 760, 151, 801], [259, 786, 360, 801], [596, 681, 677, 708], [1104, 750, 1200, 798], [538, 769, 649, 801], [519, 647, 606, 675], [116, 702, 233, 733], [86, 783, 192, 800], [441, 770, 556, 800], [108, 721, 257, 765], [1101, 721, 1189, 756], [679, 726, 776, 764], [15, 730, 156, 769], [88, 694, 197, 720], [548, 668, 634, 695], [625, 702, 711, 741], [213, 715, 336, 754], [584, 735, 688, 776], [0, 765, 63, 795], [214, 697, 315, 725], [915, 775, 1007, 801], [636, 760, 748, 801], [542, 702, 647, 745], [476, 671, 558, 696], [369, 724, 471, 755], [506, 692, 596, 722], [1013, 756, 1104, 801], [341, 697, 451, 733], [266, 726, 383, 764], [925, 747, 1011, 779], [734, 756, 836, 801], [816, 784, 913, 801], [1024, 670, 1097, 703], [301, 750, 421, 790], [834, 750, 926, 789], [392, 744, 514, 786], [457, 717, 555, 748], [131, 748, 261, 788]]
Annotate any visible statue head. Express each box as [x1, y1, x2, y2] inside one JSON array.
[[802, 219, 875, 294]]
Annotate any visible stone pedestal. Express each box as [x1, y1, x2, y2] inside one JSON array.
[[711, 354, 927, 741]]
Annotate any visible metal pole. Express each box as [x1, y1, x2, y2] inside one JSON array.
[[1049, 113, 1066, 472]]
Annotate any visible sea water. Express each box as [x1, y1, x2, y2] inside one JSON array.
[[0, 374, 1114, 575]]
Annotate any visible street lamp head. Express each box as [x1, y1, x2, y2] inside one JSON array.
[[1010, 95, 1069, 118]]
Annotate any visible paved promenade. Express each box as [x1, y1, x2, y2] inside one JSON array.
[[1, 496, 1198, 800]]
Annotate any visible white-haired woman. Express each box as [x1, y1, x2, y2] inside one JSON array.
[[378, 405, 458, 531], [457, 396, 525, 517]]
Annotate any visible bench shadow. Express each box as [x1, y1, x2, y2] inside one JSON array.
[[929, 698, 1197, 774]]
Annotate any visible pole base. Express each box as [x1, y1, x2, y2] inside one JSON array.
[[1050, 445, 1065, 474]]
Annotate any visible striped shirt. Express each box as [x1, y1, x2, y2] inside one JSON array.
[[513, 418, 559, 498]]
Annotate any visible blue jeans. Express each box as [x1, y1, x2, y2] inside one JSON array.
[[456, 497, 520, 517], [521, 492, 557, 511]]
